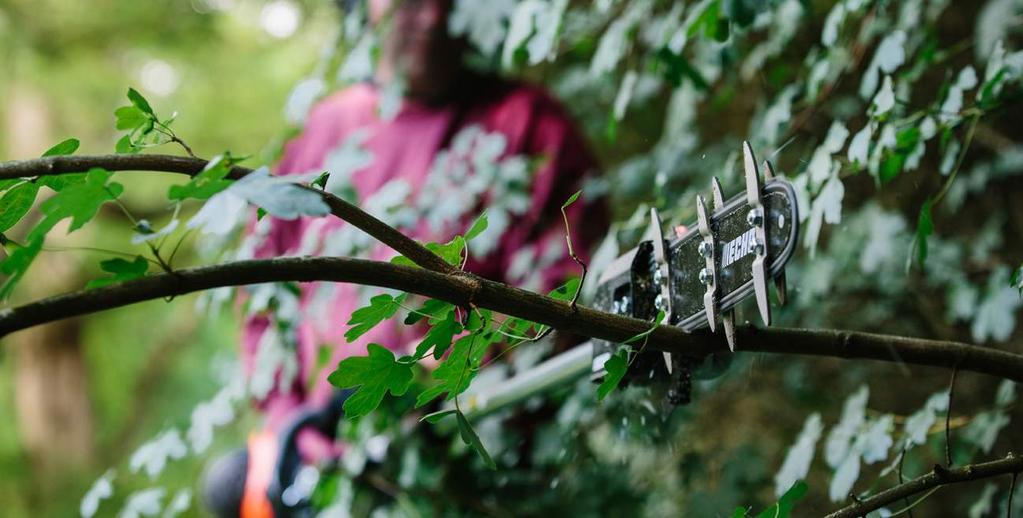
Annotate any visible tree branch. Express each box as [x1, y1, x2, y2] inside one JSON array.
[[826, 455, 1023, 518], [0, 154, 456, 274], [1, 257, 1021, 384]]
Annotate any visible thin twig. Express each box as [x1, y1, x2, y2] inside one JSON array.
[[946, 363, 960, 467], [561, 195, 587, 309], [898, 447, 915, 518], [827, 455, 1023, 518]]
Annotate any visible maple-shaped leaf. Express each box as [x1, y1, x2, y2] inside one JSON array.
[[1, 168, 121, 299], [345, 293, 407, 342], [38, 168, 123, 233], [86, 256, 149, 289], [413, 308, 462, 360], [327, 344, 414, 419]]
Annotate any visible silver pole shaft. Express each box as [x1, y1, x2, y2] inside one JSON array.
[[454, 343, 593, 421]]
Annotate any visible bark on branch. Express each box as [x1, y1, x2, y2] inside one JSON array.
[[826, 455, 1023, 518], [0, 154, 456, 274], [1, 256, 1021, 384]]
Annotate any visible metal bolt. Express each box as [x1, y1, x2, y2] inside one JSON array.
[[699, 268, 712, 286], [653, 268, 663, 284], [654, 294, 664, 310], [698, 241, 713, 258], [754, 242, 765, 256], [746, 208, 763, 226]]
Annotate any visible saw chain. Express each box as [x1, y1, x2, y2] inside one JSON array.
[[590, 142, 800, 403]]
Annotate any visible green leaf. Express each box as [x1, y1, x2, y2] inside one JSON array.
[[416, 334, 477, 407], [85, 256, 149, 289], [0, 179, 19, 193], [37, 168, 122, 233], [167, 154, 233, 201], [466, 308, 491, 332], [256, 208, 268, 221], [403, 299, 453, 325], [36, 173, 87, 192], [623, 310, 666, 344], [41, 138, 80, 157], [561, 190, 582, 209], [115, 134, 138, 154], [879, 127, 920, 183], [392, 236, 465, 268], [430, 236, 465, 266], [456, 410, 496, 470], [310, 171, 330, 190], [115, 106, 149, 131], [597, 349, 628, 401], [754, 480, 807, 518], [464, 211, 489, 241], [655, 47, 710, 90], [0, 235, 43, 299], [413, 309, 462, 360], [688, 0, 729, 42], [345, 293, 408, 342], [327, 344, 414, 419], [127, 87, 155, 116], [549, 277, 580, 302], [0, 183, 40, 233], [915, 199, 934, 268], [419, 409, 458, 424]]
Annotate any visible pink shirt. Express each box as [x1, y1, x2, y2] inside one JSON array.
[[242, 78, 608, 438]]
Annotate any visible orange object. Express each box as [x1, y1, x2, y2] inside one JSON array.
[[241, 430, 278, 518]]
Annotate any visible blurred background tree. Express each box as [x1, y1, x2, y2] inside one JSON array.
[[0, 0, 337, 515], [0, 0, 1022, 516]]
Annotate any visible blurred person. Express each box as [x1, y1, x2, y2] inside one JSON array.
[[203, 0, 609, 514]]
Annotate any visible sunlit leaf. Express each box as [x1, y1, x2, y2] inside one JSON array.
[[0, 182, 40, 233], [413, 309, 462, 360], [115, 106, 148, 131], [127, 87, 155, 116], [416, 334, 477, 407], [464, 210, 489, 241], [86, 256, 149, 289], [328, 344, 414, 419], [41, 138, 80, 157], [345, 293, 408, 342]]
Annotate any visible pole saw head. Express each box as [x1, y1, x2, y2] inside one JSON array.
[[590, 141, 800, 406]]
